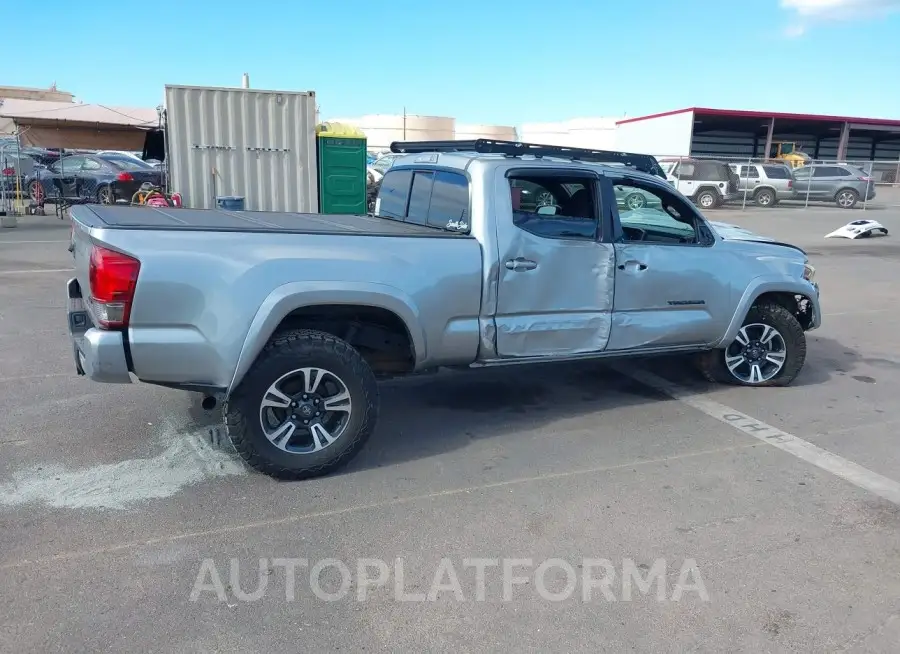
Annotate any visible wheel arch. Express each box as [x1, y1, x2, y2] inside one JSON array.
[[227, 282, 426, 396], [715, 278, 821, 348], [834, 186, 860, 200]]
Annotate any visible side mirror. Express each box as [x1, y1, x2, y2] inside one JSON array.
[[537, 206, 557, 216]]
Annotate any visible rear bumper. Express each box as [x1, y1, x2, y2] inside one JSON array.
[[67, 277, 132, 383]]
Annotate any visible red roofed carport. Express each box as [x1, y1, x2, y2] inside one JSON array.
[[616, 108, 900, 182]]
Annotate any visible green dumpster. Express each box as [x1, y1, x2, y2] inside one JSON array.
[[316, 122, 367, 215]]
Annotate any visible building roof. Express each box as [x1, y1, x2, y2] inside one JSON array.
[[0, 98, 158, 128], [616, 107, 900, 128]]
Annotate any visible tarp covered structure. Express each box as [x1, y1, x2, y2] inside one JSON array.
[[0, 98, 159, 150]]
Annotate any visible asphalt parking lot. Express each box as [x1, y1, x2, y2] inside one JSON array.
[[2, 201, 900, 652]]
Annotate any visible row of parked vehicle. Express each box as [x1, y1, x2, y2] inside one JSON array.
[[0, 146, 165, 207], [655, 158, 876, 210], [366, 151, 879, 212]]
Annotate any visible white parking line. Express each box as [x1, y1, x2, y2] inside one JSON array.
[[620, 367, 900, 506], [0, 268, 73, 275]]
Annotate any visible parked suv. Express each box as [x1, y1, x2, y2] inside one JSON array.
[[728, 163, 796, 207], [791, 165, 876, 209], [659, 158, 740, 209]]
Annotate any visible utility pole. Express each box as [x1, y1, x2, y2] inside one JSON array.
[[403, 106, 407, 140]]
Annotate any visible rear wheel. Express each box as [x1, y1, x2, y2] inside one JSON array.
[[695, 189, 719, 209], [696, 303, 806, 387], [225, 329, 379, 480], [753, 188, 775, 207], [96, 185, 113, 205], [835, 188, 859, 209]]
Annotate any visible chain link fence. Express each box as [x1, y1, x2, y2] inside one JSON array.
[[0, 130, 36, 216], [647, 153, 900, 211]]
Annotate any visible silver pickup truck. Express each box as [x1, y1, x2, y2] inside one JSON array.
[[66, 139, 821, 480]]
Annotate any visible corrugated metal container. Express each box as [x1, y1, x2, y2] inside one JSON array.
[[164, 85, 318, 213]]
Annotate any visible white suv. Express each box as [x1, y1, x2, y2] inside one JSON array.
[[659, 158, 741, 209]]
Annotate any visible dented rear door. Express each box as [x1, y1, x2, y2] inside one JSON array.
[[493, 169, 615, 358]]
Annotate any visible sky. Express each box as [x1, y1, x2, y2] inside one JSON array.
[[8, 0, 900, 126]]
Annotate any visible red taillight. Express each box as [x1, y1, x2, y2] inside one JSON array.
[[1, 167, 13, 176], [88, 245, 140, 329], [787, 180, 793, 189], [116, 172, 134, 182], [858, 176, 874, 182]]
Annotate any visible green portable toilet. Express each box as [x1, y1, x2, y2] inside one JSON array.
[[316, 122, 367, 215]]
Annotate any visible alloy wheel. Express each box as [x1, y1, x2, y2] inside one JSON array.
[[258, 367, 353, 454], [724, 323, 787, 384]]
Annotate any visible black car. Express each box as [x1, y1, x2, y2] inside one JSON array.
[[26, 154, 163, 205]]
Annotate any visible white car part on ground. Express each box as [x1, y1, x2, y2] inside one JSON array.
[[825, 220, 889, 239]]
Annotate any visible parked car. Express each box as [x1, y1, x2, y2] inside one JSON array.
[[26, 154, 164, 205], [614, 184, 663, 210], [790, 164, 876, 209], [367, 154, 404, 184], [65, 141, 820, 480], [728, 163, 796, 207], [659, 158, 741, 209]]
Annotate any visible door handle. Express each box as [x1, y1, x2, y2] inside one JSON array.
[[505, 257, 537, 271], [617, 260, 648, 271]]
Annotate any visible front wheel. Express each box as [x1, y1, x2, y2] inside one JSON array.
[[696, 303, 807, 387], [753, 188, 775, 207], [624, 192, 646, 210], [225, 329, 379, 480]]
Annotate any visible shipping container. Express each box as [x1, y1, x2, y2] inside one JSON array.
[[164, 85, 318, 213]]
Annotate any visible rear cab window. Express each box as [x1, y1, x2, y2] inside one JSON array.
[[375, 168, 470, 231]]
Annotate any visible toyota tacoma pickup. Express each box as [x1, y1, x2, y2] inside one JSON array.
[[65, 139, 821, 480]]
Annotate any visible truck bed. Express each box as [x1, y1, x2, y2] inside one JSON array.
[[72, 205, 469, 238]]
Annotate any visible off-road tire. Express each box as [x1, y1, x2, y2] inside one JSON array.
[[224, 329, 379, 480], [695, 188, 720, 210], [695, 303, 807, 387], [753, 188, 775, 207]]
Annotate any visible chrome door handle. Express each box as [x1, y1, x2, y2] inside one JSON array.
[[505, 257, 538, 271], [617, 260, 647, 271]]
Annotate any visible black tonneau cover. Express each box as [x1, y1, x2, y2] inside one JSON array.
[[72, 205, 468, 238]]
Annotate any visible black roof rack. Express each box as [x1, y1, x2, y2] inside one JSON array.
[[389, 138, 666, 178]]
